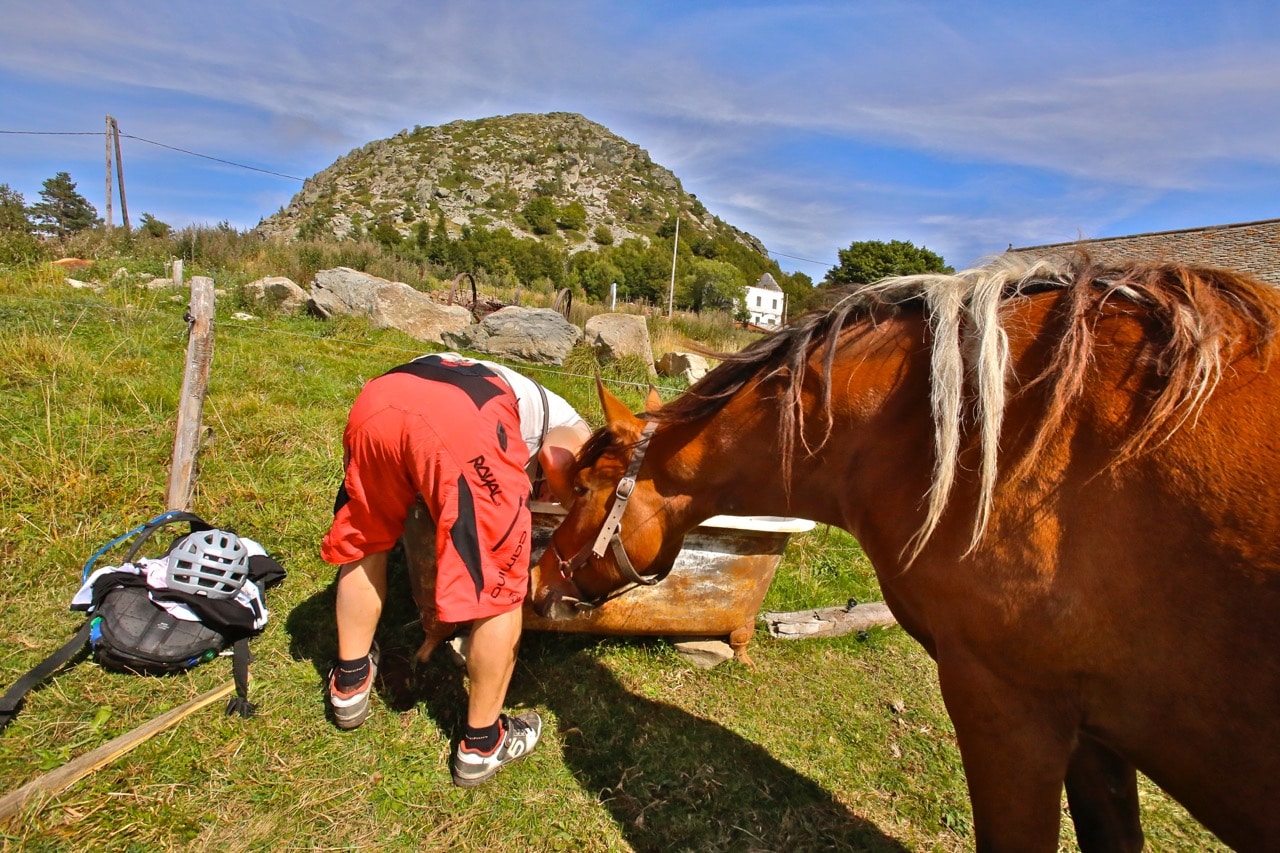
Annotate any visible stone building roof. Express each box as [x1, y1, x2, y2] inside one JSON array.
[[753, 272, 783, 292], [1007, 217, 1280, 285]]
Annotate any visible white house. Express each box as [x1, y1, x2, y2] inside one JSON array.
[[743, 272, 786, 328]]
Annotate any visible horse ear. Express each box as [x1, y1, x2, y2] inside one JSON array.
[[644, 384, 663, 414], [596, 377, 639, 430]]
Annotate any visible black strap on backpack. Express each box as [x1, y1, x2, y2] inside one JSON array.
[[0, 511, 281, 731], [0, 621, 94, 731], [525, 381, 552, 497]]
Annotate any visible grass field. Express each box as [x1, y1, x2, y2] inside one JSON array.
[[0, 270, 1226, 851]]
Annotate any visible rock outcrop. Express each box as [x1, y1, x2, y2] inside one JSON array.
[[308, 267, 473, 344]]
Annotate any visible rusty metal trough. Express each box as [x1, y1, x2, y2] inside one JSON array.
[[402, 499, 814, 662]]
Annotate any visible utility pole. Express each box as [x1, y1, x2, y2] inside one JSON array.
[[109, 116, 130, 230], [104, 115, 114, 229], [667, 216, 679, 317]]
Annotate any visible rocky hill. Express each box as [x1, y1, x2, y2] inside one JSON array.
[[256, 112, 767, 259]]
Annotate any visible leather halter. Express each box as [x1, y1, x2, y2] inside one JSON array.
[[549, 420, 660, 606]]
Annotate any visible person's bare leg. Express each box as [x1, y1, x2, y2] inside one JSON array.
[[336, 551, 389, 660], [465, 606, 523, 726]]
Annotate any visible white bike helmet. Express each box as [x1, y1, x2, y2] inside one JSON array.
[[166, 529, 249, 599]]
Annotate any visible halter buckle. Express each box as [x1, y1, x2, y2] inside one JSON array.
[[614, 476, 636, 501]]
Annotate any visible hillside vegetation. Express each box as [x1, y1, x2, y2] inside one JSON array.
[[0, 261, 1223, 852], [256, 112, 817, 315]]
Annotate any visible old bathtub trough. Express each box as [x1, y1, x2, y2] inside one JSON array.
[[402, 499, 814, 662]]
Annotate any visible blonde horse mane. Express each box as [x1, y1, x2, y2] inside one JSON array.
[[859, 252, 1278, 563], [657, 252, 1278, 565]]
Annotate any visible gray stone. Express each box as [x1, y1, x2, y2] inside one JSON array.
[[656, 351, 710, 383], [244, 275, 309, 313], [309, 267, 473, 344], [442, 306, 582, 365], [673, 639, 734, 669], [584, 313, 655, 372]]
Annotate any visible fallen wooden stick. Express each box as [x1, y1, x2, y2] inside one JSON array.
[[0, 681, 234, 822], [761, 601, 898, 639]]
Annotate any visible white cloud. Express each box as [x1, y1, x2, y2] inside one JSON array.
[[5, 1, 1279, 270]]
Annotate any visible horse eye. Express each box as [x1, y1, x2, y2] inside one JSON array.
[[573, 483, 588, 496]]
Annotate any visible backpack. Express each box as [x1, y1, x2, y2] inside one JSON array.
[[0, 511, 285, 730]]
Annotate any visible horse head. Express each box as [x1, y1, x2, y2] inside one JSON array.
[[530, 380, 682, 620]]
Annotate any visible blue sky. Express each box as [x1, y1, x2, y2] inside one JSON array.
[[3, 1, 1279, 275]]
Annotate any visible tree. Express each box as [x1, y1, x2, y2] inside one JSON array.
[[0, 184, 32, 233], [678, 257, 745, 314], [139, 213, 172, 238], [556, 200, 587, 232], [28, 172, 99, 238], [371, 217, 403, 247], [521, 196, 557, 235], [0, 184, 41, 264], [825, 239, 952, 286], [779, 270, 819, 317], [569, 253, 623, 301]]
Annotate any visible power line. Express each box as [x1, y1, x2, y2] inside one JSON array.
[[119, 133, 304, 181], [0, 128, 304, 181], [768, 249, 835, 269]]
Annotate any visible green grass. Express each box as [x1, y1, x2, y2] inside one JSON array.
[[0, 271, 1225, 852]]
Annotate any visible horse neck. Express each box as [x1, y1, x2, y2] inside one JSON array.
[[648, 398, 795, 529], [652, 313, 938, 542]]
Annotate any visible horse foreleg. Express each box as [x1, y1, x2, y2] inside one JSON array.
[[937, 654, 1077, 852], [1064, 735, 1143, 853], [414, 617, 459, 665], [728, 624, 756, 666]]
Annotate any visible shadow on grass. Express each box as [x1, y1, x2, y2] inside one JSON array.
[[285, 556, 907, 852], [514, 635, 909, 853], [284, 548, 471, 729]]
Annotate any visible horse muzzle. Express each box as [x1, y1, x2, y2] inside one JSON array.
[[529, 562, 593, 620], [531, 587, 593, 621]]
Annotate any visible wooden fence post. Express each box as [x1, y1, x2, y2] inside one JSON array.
[[165, 276, 215, 512]]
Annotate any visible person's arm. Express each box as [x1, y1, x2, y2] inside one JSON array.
[[538, 421, 591, 504]]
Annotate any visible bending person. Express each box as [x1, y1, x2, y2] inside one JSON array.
[[320, 352, 590, 787]]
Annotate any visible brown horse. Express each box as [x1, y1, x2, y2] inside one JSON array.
[[530, 253, 1280, 851]]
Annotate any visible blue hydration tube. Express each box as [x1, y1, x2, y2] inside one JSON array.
[[81, 510, 189, 582]]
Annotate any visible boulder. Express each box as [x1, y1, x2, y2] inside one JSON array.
[[244, 276, 309, 313], [584, 313, 655, 372], [656, 351, 710, 383], [442, 306, 582, 365], [673, 639, 734, 669], [309, 267, 472, 344]]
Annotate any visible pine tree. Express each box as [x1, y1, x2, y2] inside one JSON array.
[[0, 184, 32, 234], [0, 183, 41, 264], [29, 172, 99, 238]]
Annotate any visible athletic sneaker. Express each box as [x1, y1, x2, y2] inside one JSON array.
[[327, 644, 380, 730], [451, 711, 543, 787]]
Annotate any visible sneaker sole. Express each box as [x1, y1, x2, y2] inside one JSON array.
[[451, 715, 541, 787], [329, 647, 379, 730], [451, 751, 530, 788], [332, 704, 371, 730]]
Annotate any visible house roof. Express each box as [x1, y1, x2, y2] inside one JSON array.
[[753, 272, 783, 292], [1007, 217, 1280, 285]]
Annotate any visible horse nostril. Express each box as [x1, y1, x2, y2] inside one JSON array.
[[534, 589, 585, 621]]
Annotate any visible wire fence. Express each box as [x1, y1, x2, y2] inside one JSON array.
[[0, 290, 689, 395]]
